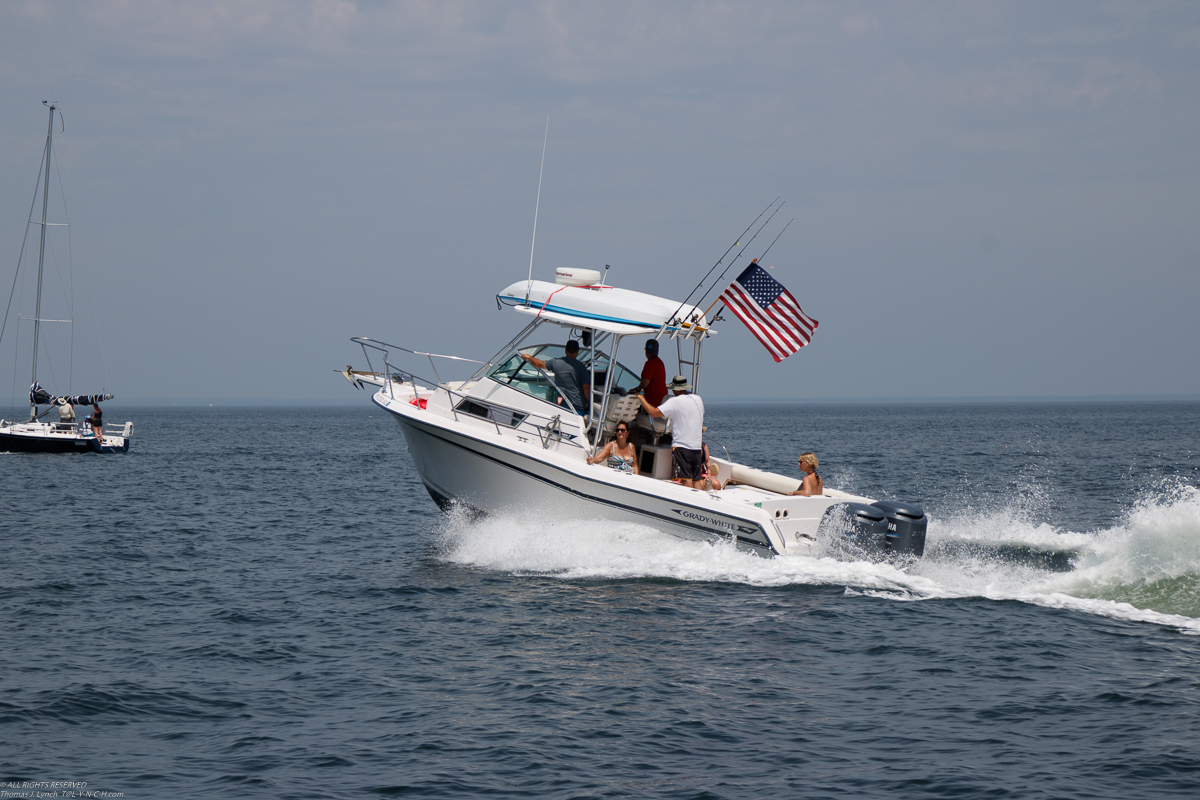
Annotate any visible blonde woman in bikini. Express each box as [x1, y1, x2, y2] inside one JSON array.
[[587, 423, 639, 475], [788, 452, 823, 496]]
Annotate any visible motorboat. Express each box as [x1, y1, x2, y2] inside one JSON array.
[[342, 266, 926, 559], [0, 104, 132, 454]]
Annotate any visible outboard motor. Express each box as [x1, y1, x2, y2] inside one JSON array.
[[871, 500, 927, 558], [818, 502, 890, 555]]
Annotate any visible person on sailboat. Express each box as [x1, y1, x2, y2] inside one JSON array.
[[56, 399, 76, 424], [637, 376, 706, 489], [518, 340, 589, 415], [632, 339, 667, 406], [88, 404, 103, 443]]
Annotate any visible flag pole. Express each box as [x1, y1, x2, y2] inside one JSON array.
[[701, 258, 759, 320], [707, 217, 796, 322]]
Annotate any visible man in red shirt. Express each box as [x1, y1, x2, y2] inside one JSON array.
[[633, 339, 667, 406]]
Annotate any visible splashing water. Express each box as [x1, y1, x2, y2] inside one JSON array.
[[435, 483, 1200, 634], [1040, 483, 1200, 617]]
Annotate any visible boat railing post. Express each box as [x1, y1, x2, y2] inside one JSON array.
[[542, 414, 561, 449], [412, 374, 421, 406], [704, 432, 731, 464], [586, 329, 596, 433], [691, 338, 703, 391], [592, 334, 622, 456], [382, 352, 395, 400], [359, 341, 377, 381]]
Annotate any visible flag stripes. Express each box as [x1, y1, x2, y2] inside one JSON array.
[[717, 263, 818, 363]]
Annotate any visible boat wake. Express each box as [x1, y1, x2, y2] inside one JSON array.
[[435, 482, 1200, 634]]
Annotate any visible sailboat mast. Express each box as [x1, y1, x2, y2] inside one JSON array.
[[29, 103, 54, 421]]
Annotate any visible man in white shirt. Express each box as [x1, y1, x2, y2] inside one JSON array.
[[638, 375, 706, 489]]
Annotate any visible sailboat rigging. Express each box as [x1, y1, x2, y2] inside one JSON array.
[[0, 103, 132, 453]]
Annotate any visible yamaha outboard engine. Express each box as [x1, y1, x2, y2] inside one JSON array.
[[871, 500, 927, 558], [818, 502, 890, 556], [818, 500, 928, 560]]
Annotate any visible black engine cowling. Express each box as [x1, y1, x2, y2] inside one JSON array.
[[871, 500, 927, 558], [818, 500, 927, 559]]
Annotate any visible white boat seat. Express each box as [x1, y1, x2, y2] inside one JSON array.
[[599, 394, 642, 438], [607, 394, 641, 423], [722, 459, 802, 495]]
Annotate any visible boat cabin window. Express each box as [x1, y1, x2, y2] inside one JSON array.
[[487, 344, 641, 406], [455, 398, 528, 428]]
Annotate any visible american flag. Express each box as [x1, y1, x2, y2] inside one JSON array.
[[717, 261, 818, 362]]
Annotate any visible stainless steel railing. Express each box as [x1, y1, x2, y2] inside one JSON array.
[[351, 337, 586, 452]]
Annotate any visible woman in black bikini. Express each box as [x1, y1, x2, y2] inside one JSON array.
[[788, 451, 823, 496], [88, 403, 103, 444]]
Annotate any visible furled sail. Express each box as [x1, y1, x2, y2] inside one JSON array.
[[29, 382, 114, 407]]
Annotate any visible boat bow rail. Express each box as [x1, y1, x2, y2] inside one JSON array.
[[349, 336, 588, 453]]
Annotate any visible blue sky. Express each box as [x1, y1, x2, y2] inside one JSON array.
[[1, 1, 1197, 404]]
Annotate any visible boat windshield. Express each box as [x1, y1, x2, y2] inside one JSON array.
[[487, 344, 642, 406]]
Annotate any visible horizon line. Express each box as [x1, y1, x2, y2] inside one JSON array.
[[4, 393, 1197, 409]]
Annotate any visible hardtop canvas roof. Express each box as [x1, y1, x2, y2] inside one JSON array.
[[496, 279, 713, 336]]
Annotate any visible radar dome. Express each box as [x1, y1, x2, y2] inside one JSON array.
[[554, 267, 602, 286]]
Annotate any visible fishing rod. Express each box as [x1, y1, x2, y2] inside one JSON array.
[[524, 115, 550, 306], [691, 200, 785, 314], [757, 218, 793, 264], [703, 216, 796, 322], [659, 197, 780, 337]]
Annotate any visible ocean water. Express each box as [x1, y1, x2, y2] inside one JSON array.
[[2, 401, 1199, 799]]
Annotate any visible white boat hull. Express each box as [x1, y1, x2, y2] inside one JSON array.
[[373, 387, 847, 556], [346, 272, 928, 561], [0, 420, 130, 454]]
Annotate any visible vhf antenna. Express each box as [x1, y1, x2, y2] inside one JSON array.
[[524, 115, 550, 305]]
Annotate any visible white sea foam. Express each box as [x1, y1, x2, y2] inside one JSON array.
[[1052, 484, 1200, 589], [436, 483, 1200, 633]]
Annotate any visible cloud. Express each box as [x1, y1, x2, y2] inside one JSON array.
[[2, 0, 1198, 400]]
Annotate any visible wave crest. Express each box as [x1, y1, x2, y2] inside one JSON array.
[[433, 483, 1200, 632]]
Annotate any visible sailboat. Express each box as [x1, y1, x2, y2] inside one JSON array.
[[0, 104, 132, 454]]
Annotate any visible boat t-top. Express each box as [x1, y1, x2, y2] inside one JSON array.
[[343, 265, 926, 559]]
